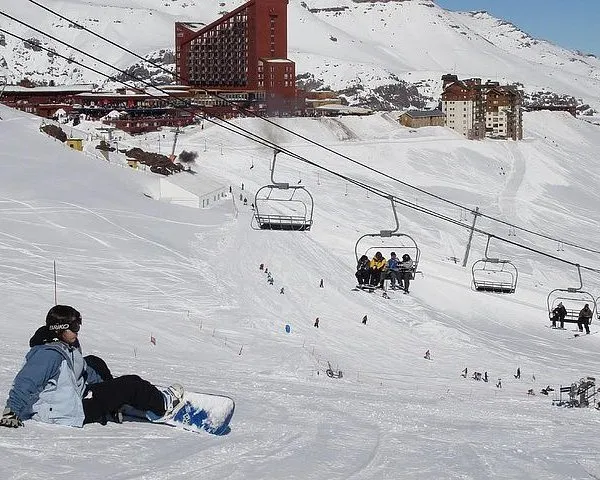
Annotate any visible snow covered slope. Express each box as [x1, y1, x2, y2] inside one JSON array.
[[1, 103, 600, 478], [1, 0, 600, 108]]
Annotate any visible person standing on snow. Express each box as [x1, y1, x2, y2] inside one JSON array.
[[0, 305, 183, 429]]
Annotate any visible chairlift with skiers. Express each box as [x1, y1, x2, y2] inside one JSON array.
[[471, 235, 518, 293], [251, 149, 314, 231], [354, 196, 420, 278], [547, 265, 597, 324]]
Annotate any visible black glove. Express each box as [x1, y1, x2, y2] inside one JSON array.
[[0, 407, 23, 428]]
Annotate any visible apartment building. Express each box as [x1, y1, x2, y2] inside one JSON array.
[[441, 74, 522, 140]]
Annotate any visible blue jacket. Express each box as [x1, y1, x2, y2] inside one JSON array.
[[387, 257, 400, 272], [6, 341, 103, 427]]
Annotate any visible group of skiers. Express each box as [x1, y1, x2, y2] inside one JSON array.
[[550, 301, 594, 334], [355, 251, 414, 294]]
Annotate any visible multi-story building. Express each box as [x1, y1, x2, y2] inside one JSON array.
[[175, 0, 297, 116], [441, 74, 522, 140]]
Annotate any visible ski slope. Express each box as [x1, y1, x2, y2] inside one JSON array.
[[1, 104, 600, 479]]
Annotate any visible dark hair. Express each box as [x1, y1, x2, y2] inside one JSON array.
[[46, 305, 82, 332]]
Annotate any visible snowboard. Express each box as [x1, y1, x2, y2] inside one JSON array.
[[123, 390, 235, 435]]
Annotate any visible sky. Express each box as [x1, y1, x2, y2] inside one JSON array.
[[2, 95, 600, 478], [436, 0, 600, 56]]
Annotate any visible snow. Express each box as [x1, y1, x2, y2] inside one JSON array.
[[1, 103, 600, 479]]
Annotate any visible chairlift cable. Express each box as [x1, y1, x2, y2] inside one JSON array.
[[20, 0, 600, 257], [1, 21, 599, 273]]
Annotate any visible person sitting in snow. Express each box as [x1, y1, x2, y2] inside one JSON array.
[[355, 254, 371, 286], [0, 305, 184, 429]]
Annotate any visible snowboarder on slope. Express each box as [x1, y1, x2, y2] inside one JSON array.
[[0, 305, 183, 429]]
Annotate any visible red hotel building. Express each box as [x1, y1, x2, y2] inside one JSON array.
[[175, 0, 297, 116]]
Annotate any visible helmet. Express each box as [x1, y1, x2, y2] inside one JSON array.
[[46, 305, 82, 333], [402, 254, 410, 261]]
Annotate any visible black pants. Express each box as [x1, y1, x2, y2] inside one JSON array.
[[355, 269, 370, 285], [551, 315, 565, 328], [369, 268, 383, 286], [577, 318, 590, 334], [83, 374, 165, 424], [399, 271, 411, 292]]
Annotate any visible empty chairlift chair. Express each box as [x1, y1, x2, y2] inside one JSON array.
[[354, 196, 421, 283], [546, 265, 597, 325], [471, 236, 518, 293], [251, 150, 314, 232]]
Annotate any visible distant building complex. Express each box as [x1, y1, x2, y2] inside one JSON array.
[[175, 0, 299, 116], [441, 74, 523, 140]]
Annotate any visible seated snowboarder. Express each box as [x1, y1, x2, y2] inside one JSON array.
[[578, 304, 593, 334], [369, 252, 386, 287], [0, 305, 184, 429], [355, 254, 371, 287], [550, 302, 567, 328]]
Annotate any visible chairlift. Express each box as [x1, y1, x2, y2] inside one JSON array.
[[354, 196, 420, 278], [597, 296, 600, 320], [251, 150, 314, 231], [546, 265, 597, 324], [471, 235, 518, 293]]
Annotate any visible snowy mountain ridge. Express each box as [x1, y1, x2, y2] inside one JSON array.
[[1, 0, 600, 109]]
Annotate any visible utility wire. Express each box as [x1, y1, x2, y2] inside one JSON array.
[[21, 0, 600, 257], [1, 20, 599, 275]]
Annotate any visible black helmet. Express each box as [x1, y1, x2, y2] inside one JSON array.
[[402, 254, 410, 261], [46, 305, 82, 333]]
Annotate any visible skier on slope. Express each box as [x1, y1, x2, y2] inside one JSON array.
[[0, 305, 183, 429]]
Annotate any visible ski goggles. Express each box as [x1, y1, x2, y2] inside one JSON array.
[[49, 318, 82, 333]]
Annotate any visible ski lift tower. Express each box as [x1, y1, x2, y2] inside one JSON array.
[[0, 75, 7, 101], [169, 126, 181, 162], [0, 75, 7, 119]]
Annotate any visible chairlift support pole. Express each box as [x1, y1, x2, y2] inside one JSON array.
[[270, 149, 289, 189], [462, 207, 480, 267], [379, 196, 400, 238]]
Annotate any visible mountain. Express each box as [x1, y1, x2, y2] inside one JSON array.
[[1, 0, 600, 110]]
